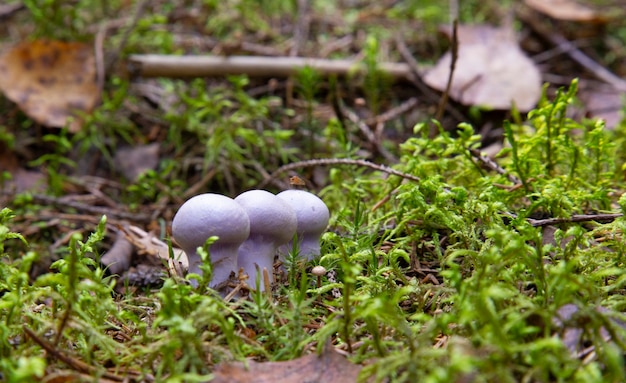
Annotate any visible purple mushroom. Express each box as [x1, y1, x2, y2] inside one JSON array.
[[234, 190, 297, 291], [172, 193, 250, 289], [277, 190, 329, 261]]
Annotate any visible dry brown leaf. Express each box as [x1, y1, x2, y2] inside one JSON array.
[[41, 371, 82, 383], [102, 223, 188, 278], [423, 24, 541, 112], [42, 370, 121, 383], [525, 0, 606, 23], [212, 342, 363, 383], [0, 39, 99, 132], [122, 224, 188, 274]]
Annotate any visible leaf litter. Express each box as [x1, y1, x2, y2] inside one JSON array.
[[423, 24, 542, 112], [212, 342, 364, 383], [2, 1, 626, 382], [0, 40, 100, 132]]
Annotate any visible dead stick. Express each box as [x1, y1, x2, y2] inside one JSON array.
[[395, 35, 466, 122], [36, 212, 128, 227], [365, 97, 418, 126], [23, 326, 126, 381], [105, 0, 149, 74], [434, 19, 459, 125], [340, 104, 397, 162], [290, 0, 310, 57], [129, 54, 421, 79], [518, 8, 626, 91], [258, 158, 420, 188], [469, 148, 521, 184], [7, 193, 152, 222], [527, 213, 623, 227]]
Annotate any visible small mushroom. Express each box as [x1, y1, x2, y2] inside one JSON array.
[[171, 193, 250, 289], [311, 265, 327, 289], [277, 190, 330, 261], [234, 190, 297, 290]]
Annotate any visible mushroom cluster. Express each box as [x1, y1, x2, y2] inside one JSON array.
[[171, 189, 329, 294]]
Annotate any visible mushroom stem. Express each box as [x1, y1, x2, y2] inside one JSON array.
[[186, 242, 240, 288], [237, 240, 277, 288]]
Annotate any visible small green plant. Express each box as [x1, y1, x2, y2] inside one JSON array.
[[28, 129, 75, 195], [295, 66, 322, 157], [315, 80, 626, 382], [164, 76, 296, 192], [4, 0, 626, 379], [125, 13, 176, 54], [75, 77, 139, 164], [362, 35, 392, 117], [22, 0, 106, 41], [125, 160, 187, 207]]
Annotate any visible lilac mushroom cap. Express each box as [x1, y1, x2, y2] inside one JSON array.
[[172, 193, 250, 289], [277, 190, 330, 260], [234, 190, 297, 290]]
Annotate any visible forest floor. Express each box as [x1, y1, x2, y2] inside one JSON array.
[[1, 1, 626, 382]]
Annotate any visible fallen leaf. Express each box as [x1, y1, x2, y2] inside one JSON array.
[[423, 24, 542, 112], [578, 86, 624, 129], [0, 143, 46, 193], [553, 304, 626, 357], [41, 371, 81, 383], [113, 143, 160, 181], [0, 40, 99, 132], [524, 0, 606, 23], [212, 342, 363, 383]]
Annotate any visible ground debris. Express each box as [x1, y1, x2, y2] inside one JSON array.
[[211, 342, 364, 383]]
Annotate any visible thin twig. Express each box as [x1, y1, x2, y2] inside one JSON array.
[[469, 148, 521, 184], [320, 35, 354, 57], [365, 97, 418, 126], [105, 0, 149, 74], [527, 213, 623, 227], [285, 0, 311, 107], [23, 326, 127, 381], [395, 35, 466, 122], [258, 158, 420, 188], [290, 0, 310, 56], [94, 23, 106, 94], [339, 104, 397, 162], [434, 19, 459, 126], [3, 193, 152, 222], [182, 168, 218, 200], [36, 213, 129, 227], [518, 8, 626, 92]]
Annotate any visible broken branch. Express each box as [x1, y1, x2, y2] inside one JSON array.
[[128, 54, 423, 80]]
